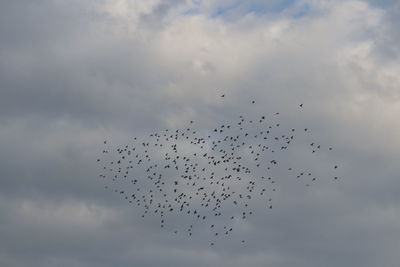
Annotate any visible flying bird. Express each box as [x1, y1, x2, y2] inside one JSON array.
[[96, 96, 340, 246]]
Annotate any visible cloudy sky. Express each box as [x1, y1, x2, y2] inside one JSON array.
[[1, 0, 400, 266]]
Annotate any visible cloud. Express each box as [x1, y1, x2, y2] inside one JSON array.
[[1, 0, 400, 267]]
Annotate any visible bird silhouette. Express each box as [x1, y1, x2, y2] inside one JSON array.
[[96, 94, 340, 246]]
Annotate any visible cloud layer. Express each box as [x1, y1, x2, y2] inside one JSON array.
[[1, 1, 400, 266]]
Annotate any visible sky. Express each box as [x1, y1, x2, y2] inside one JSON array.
[[1, 0, 400, 266]]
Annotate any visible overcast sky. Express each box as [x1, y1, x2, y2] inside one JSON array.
[[1, 0, 400, 266]]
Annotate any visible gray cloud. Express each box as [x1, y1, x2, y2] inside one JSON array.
[[1, 1, 400, 267]]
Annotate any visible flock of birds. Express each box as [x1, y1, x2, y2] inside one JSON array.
[[96, 95, 340, 246]]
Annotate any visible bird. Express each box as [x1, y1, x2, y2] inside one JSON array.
[[96, 98, 340, 246]]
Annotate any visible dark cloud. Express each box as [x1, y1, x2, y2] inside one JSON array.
[[1, 1, 400, 267]]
